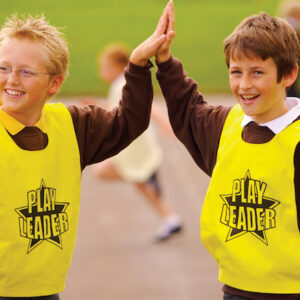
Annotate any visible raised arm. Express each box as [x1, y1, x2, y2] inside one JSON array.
[[153, 2, 231, 176], [67, 2, 174, 170], [68, 63, 153, 170], [156, 57, 231, 176]]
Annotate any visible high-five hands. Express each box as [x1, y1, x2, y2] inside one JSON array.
[[130, 0, 175, 66], [155, 0, 175, 63]]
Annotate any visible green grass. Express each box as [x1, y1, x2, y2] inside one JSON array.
[[0, 0, 280, 96]]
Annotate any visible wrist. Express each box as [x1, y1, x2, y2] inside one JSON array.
[[128, 60, 153, 73], [129, 52, 149, 67], [155, 55, 173, 71], [155, 52, 171, 64]]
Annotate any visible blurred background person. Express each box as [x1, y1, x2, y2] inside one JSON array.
[[278, 0, 300, 97], [81, 42, 182, 242]]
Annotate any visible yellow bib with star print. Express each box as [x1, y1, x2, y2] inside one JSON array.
[[0, 103, 81, 297], [200, 104, 300, 293]]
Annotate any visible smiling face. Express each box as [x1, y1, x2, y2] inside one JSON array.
[[229, 55, 297, 124], [0, 37, 63, 125]]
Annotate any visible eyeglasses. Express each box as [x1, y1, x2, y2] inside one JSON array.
[[0, 66, 51, 78]]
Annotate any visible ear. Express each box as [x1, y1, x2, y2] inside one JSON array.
[[283, 64, 299, 88], [48, 75, 64, 95]]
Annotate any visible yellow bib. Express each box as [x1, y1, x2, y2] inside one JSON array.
[[201, 105, 300, 293], [0, 103, 81, 297]]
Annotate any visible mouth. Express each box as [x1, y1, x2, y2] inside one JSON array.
[[4, 88, 25, 98], [240, 94, 259, 105]]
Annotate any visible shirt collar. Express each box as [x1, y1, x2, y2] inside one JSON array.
[[0, 108, 47, 135], [241, 97, 300, 134]]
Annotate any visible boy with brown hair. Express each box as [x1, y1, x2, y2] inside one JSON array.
[[0, 4, 171, 298], [134, 1, 300, 299]]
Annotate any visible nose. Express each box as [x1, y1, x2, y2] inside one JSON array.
[[6, 69, 20, 84], [239, 75, 252, 90]]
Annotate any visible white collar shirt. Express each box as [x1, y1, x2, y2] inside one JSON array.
[[241, 97, 300, 134]]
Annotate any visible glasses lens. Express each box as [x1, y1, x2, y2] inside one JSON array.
[[0, 66, 10, 75], [18, 69, 36, 78]]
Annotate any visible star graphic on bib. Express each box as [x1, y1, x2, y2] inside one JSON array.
[[15, 179, 69, 253], [219, 170, 280, 245]]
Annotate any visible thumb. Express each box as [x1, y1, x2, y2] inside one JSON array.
[[154, 30, 175, 63], [165, 30, 176, 47], [158, 30, 175, 53], [148, 34, 167, 55]]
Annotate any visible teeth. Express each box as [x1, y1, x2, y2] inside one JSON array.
[[242, 95, 256, 99], [5, 89, 24, 96]]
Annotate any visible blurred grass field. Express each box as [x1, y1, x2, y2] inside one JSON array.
[[0, 0, 280, 96]]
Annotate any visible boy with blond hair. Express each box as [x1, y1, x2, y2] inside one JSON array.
[[133, 1, 300, 299], [0, 4, 171, 298]]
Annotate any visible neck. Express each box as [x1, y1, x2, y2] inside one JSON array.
[[253, 101, 289, 124], [0, 107, 41, 126]]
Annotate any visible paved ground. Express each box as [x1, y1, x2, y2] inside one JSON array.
[[60, 95, 235, 300]]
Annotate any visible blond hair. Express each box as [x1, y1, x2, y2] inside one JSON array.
[[0, 14, 69, 78]]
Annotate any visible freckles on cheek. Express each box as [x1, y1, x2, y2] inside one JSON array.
[[229, 82, 236, 93]]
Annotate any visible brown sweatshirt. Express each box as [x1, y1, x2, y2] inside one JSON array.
[[5, 62, 153, 170], [156, 56, 300, 300]]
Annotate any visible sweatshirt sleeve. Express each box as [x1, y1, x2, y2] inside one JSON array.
[[156, 56, 231, 176], [67, 62, 153, 170]]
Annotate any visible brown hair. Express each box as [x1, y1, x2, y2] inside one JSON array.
[[224, 12, 300, 82], [0, 14, 69, 78], [99, 42, 130, 66]]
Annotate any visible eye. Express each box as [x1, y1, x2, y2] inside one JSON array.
[[19, 68, 35, 77], [0, 66, 10, 73], [253, 70, 263, 76], [230, 70, 242, 76]]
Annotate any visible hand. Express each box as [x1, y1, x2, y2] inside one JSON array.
[[130, 1, 172, 66], [156, 0, 175, 63]]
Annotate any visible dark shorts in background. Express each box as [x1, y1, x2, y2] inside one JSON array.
[[146, 171, 162, 195]]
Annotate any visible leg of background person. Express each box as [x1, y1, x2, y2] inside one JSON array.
[[91, 159, 122, 180], [134, 181, 173, 218], [134, 174, 182, 242], [92, 162, 182, 241]]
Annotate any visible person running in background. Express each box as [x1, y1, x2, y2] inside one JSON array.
[[81, 43, 182, 242]]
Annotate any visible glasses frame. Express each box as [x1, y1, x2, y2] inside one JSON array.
[[0, 66, 52, 79]]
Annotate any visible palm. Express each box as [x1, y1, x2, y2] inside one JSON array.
[[130, 0, 175, 66]]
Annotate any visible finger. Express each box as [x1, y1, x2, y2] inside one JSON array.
[[166, 3, 175, 33], [165, 30, 176, 46], [155, 3, 170, 35], [152, 34, 167, 50], [167, 0, 175, 16], [147, 34, 167, 56], [155, 11, 168, 36], [158, 30, 175, 53]]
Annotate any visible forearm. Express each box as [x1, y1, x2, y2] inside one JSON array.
[[156, 56, 231, 175], [156, 56, 206, 135], [68, 62, 153, 169]]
